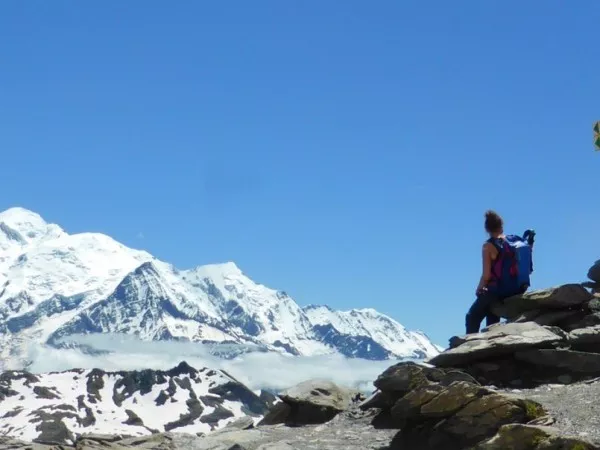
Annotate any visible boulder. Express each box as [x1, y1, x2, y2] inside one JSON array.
[[491, 284, 593, 320], [589, 260, 600, 283], [365, 362, 548, 450], [474, 424, 599, 450], [258, 379, 357, 426], [429, 323, 566, 368]]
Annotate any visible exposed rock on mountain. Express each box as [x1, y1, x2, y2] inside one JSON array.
[[0, 361, 268, 445], [0, 207, 439, 369]]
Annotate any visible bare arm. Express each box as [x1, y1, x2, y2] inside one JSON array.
[[476, 243, 493, 294]]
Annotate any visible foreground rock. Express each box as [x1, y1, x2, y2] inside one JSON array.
[[356, 361, 591, 450], [429, 291, 600, 387], [432, 325, 600, 387], [258, 379, 361, 426], [434, 322, 566, 367], [475, 424, 599, 449]]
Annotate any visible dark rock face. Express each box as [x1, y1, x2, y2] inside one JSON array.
[[258, 390, 278, 408], [33, 385, 60, 400], [311, 324, 393, 360], [208, 381, 267, 416]]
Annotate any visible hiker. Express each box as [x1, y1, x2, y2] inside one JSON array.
[[465, 210, 535, 334]]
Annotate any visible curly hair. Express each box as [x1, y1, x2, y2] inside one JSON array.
[[484, 210, 503, 234]]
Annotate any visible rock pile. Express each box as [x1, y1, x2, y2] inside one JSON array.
[[427, 260, 600, 388], [357, 361, 596, 450]]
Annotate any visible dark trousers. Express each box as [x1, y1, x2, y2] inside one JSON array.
[[465, 290, 501, 334]]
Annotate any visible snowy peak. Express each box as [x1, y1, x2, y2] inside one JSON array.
[[0, 207, 441, 366], [0, 361, 270, 445], [303, 305, 439, 360], [0, 207, 63, 244]]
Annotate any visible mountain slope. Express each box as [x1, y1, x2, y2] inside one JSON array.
[[0, 207, 439, 368], [303, 305, 440, 359], [0, 361, 269, 445]]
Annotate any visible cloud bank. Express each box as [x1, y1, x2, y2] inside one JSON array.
[[25, 334, 415, 393]]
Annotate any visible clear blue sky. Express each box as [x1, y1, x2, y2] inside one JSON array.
[[1, 1, 598, 346]]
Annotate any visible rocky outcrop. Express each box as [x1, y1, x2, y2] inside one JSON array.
[[428, 265, 600, 388], [358, 361, 560, 450], [258, 379, 360, 426], [490, 284, 593, 324], [475, 424, 598, 449]]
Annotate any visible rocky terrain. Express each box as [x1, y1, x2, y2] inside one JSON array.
[[2, 257, 596, 450], [0, 207, 439, 369]]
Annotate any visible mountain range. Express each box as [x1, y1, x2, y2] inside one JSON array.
[[0, 207, 439, 370], [0, 361, 273, 445]]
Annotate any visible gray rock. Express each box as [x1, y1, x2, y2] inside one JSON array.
[[474, 424, 599, 449], [491, 284, 593, 320], [569, 325, 600, 346], [589, 260, 600, 283], [279, 379, 356, 412], [515, 349, 600, 373], [515, 309, 581, 326], [259, 379, 358, 427], [429, 323, 566, 367], [0, 436, 56, 449], [222, 416, 255, 431]]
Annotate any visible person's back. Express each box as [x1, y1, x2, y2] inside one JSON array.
[[465, 210, 534, 334]]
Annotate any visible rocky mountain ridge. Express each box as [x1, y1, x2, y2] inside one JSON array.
[[0, 207, 439, 369], [0, 361, 271, 445]]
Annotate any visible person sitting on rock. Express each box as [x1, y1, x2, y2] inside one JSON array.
[[465, 210, 534, 334]]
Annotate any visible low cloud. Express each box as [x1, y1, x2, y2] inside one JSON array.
[[26, 334, 414, 393]]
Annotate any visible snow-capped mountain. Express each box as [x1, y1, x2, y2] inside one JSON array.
[[303, 305, 441, 359], [0, 207, 439, 369], [0, 361, 270, 445]]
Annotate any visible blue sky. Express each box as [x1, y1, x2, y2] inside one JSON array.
[[1, 1, 598, 346]]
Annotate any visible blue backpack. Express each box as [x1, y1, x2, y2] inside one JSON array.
[[487, 229, 535, 297]]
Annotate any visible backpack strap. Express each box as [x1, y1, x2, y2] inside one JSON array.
[[487, 237, 505, 281]]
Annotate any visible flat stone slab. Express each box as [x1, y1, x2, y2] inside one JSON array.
[[491, 284, 593, 320], [514, 349, 600, 373], [429, 323, 566, 368], [569, 325, 600, 346]]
